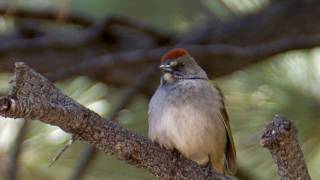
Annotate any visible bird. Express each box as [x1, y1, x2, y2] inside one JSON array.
[[148, 48, 237, 175]]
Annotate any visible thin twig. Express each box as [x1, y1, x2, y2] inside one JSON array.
[[4, 119, 30, 180], [48, 136, 76, 168]]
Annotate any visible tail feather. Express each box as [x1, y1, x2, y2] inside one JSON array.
[[225, 141, 237, 174]]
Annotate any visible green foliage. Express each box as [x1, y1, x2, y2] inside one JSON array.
[[218, 48, 320, 179], [0, 0, 319, 179]]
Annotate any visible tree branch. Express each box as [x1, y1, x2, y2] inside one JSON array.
[[260, 114, 311, 180], [0, 5, 171, 42], [70, 66, 157, 180], [0, 62, 227, 180], [2, 1, 320, 47], [180, 0, 320, 45], [0, 34, 319, 95], [4, 119, 30, 180], [0, 0, 319, 92], [0, 15, 171, 54], [0, 5, 92, 27], [47, 35, 320, 82]]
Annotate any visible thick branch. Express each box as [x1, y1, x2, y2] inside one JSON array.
[[0, 62, 227, 180], [0, 0, 319, 91], [47, 35, 320, 82], [70, 66, 157, 180], [0, 34, 318, 96], [260, 114, 311, 180]]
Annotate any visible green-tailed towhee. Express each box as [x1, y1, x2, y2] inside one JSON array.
[[148, 48, 237, 175]]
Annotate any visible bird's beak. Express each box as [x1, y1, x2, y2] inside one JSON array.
[[159, 64, 173, 72]]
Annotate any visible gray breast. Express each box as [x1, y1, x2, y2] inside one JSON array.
[[148, 80, 227, 165]]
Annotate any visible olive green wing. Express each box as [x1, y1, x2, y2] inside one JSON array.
[[215, 85, 237, 174], [220, 107, 237, 174]]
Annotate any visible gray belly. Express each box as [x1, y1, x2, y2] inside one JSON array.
[[148, 80, 226, 164]]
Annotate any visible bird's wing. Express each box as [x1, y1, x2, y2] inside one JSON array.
[[215, 86, 237, 174], [220, 107, 237, 174]]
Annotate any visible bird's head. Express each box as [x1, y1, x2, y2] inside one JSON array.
[[159, 48, 208, 84]]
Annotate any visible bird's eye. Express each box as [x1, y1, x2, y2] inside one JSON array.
[[176, 62, 185, 68]]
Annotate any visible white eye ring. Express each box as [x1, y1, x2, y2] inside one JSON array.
[[170, 61, 178, 67]]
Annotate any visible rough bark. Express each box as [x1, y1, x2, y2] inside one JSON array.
[[261, 114, 311, 180], [0, 63, 228, 180], [70, 66, 157, 180]]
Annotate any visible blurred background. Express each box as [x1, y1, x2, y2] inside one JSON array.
[[0, 0, 319, 179]]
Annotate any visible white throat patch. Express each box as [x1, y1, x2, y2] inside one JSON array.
[[163, 73, 174, 83]]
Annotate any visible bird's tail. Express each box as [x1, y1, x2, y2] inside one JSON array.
[[224, 143, 237, 175]]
